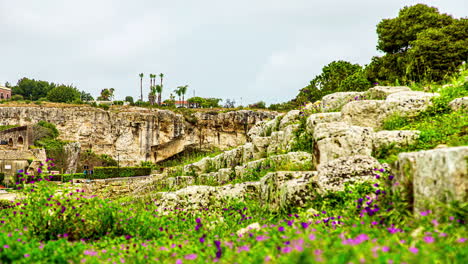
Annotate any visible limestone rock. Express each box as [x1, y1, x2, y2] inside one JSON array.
[[64, 142, 81, 174], [341, 100, 384, 128], [321, 92, 365, 112], [317, 155, 381, 192], [279, 110, 301, 130], [260, 171, 317, 210], [218, 181, 261, 200], [448, 97, 468, 112], [236, 223, 261, 237], [158, 185, 220, 209], [373, 130, 420, 150], [267, 124, 299, 155], [313, 122, 373, 165], [306, 112, 342, 134], [367, 86, 411, 99], [383, 91, 439, 118], [393, 146, 468, 215]]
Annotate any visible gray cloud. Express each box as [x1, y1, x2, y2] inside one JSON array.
[[1, 0, 466, 105]]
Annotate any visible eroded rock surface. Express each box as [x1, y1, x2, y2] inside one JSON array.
[[393, 146, 468, 214]]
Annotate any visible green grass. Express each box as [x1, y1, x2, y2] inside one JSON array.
[[0, 125, 19, 132]]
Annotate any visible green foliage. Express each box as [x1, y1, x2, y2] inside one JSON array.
[[113, 100, 124, 105], [98, 104, 110, 110], [11, 94, 24, 101], [12, 78, 54, 101], [0, 125, 19, 132], [92, 167, 151, 179], [376, 4, 453, 54], [0, 173, 4, 185], [249, 101, 266, 109], [97, 88, 114, 101], [268, 101, 295, 111], [46, 85, 81, 103], [48, 173, 85, 182], [124, 96, 134, 104], [80, 91, 94, 101], [187, 97, 222, 108], [294, 60, 369, 105], [36, 121, 59, 139]]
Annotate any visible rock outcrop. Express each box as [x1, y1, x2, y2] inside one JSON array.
[[393, 146, 468, 214], [448, 97, 468, 112], [0, 106, 275, 165]]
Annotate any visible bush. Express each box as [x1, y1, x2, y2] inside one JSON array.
[[0, 173, 4, 184], [11, 94, 23, 101], [47, 173, 85, 182], [92, 167, 151, 179], [113, 101, 124, 105], [98, 104, 110, 110]]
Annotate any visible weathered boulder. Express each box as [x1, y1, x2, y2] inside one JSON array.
[[367, 86, 411, 99], [267, 124, 299, 155], [157, 185, 220, 210], [278, 110, 301, 130], [166, 176, 195, 189], [313, 122, 373, 165], [342, 92, 439, 129], [383, 91, 439, 118], [252, 136, 271, 159], [341, 100, 384, 128], [393, 146, 468, 215], [448, 97, 468, 112], [317, 155, 381, 192], [247, 114, 283, 140], [321, 92, 365, 112], [260, 171, 317, 210], [373, 130, 420, 150], [306, 112, 342, 134], [218, 181, 261, 200]]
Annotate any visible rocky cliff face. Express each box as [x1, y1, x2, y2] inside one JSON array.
[[0, 106, 276, 165]]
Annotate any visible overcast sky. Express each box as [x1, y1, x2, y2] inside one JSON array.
[[0, 0, 466, 105]]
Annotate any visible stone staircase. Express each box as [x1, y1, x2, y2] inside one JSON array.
[[114, 86, 467, 214]]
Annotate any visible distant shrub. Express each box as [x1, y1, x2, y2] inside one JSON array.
[[113, 101, 124, 105], [98, 104, 110, 110], [47, 173, 85, 182], [11, 94, 23, 101], [92, 167, 151, 179]]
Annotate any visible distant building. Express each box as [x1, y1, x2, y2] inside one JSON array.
[[174, 101, 188, 108], [0, 86, 11, 100]]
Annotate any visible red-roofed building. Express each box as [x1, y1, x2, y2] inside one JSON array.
[[0, 86, 11, 100]]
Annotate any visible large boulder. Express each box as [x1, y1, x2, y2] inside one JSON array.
[[383, 91, 439, 118], [367, 86, 411, 99], [157, 185, 220, 210], [448, 97, 468, 112], [313, 122, 373, 165], [266, 124, 299, 155], [306, 112, 342, 134], [317, 155, 382, 192], [341, 100, 384, 128], [321, 92, 365, 112], [373, 130, 420, 150], [342, 92, 439, 129], [278, 110, 301, 130], [218, 182, 261, 201], [260, 171, 317, 211], [393, 146, 468, 215]]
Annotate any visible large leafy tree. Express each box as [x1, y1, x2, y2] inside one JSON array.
[[46, 85, 80, 103], [12, 78, 55, 100], [407, 18, 468, 81], [376, 4, 453, 54], [294, 60, 365, 104]]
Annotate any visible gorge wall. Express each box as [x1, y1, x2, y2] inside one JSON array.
[[0, 106, 276, 166]]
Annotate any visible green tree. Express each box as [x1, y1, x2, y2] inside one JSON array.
[[187, 96, 205, 108], [376, 4, 453, 54], [80, 91, 94, 101], [294, 60, 363, 104], [177, 85, 188, 107], [407, 18, 468, 81], [125, 96, 134, 104], [12, 78, 55, 101], [139, 73, 144, 102], [46, 85, 80, 103], [155, 84, 163, 105]]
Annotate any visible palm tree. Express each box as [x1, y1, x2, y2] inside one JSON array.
[[155, 84, 163, 105], [159, 73, 164, 88], [177, 85, 188, 107], [174, 87, 182, 106], [139, 73, 144, 101]]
